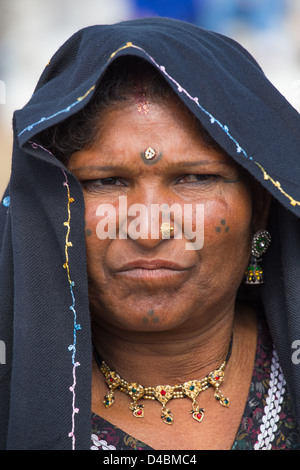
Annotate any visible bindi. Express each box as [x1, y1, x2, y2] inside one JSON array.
[[140, 147, 163, 165]]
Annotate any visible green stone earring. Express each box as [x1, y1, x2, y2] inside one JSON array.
[[245, 229, 271, 284]]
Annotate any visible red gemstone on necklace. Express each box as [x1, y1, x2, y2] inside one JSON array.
[[161, 390, 166, 396], [137, 409, 142, 415], [215, 376, 220, 380]]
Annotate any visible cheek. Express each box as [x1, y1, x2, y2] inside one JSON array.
[[84, 199, 111, 264], [201, 191, 253, 266]]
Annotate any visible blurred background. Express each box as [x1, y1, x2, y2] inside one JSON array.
[[1, 0, 300, 196]]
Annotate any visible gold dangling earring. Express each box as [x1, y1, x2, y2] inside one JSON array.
[[245, 229, 271, 284]]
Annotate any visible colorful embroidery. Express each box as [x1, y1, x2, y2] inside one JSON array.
[[62, 169, 81, 450], [109, 42, 300, 208], [18, 85, 95, 137], [28, 140, 53, 156], [255, 162, 300, 207], [27, 141, 82, 449], [2, 196, 10, 207]]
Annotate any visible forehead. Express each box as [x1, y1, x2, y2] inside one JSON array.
[[68, 98, 237, 171]]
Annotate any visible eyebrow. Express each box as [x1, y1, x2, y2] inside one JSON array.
[[69, 165, 125, 172], [69, 161, 232, 172], [175, 160, 232, 168]]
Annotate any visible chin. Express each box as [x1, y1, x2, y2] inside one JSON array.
[[90, 293, 194, 334]]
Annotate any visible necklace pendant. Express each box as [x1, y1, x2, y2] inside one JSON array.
[[182, 380, 202, 400], [131, 403, 144, 418], [127, 383, 144, 401], [102, 365, 121, 390], [208, 368, 225, 387], [154, 385, 174, 404], [103, 392, 115, 408], [220, 396, 230, 407], [214, 390, 229, 408], [191, 408, 205, 422], [161, 407, 174, 425], [214, 390, 230, 407]]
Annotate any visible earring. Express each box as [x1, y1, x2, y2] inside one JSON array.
[[245, 229, 271, 284]]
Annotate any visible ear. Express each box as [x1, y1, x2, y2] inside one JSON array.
[[251, 180, 272, 232]]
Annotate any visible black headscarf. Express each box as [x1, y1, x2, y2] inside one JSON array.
[[1, 17, 300, 450]]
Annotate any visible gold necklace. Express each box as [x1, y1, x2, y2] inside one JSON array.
[[94, 337, 232, 425]]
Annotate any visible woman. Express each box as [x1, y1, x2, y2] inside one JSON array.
[[0, 17, 300, 450]]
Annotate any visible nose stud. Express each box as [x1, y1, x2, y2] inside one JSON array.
[[160, 223, 174, 238]]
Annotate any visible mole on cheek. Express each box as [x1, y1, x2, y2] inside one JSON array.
[[86, 228, 92, 236]]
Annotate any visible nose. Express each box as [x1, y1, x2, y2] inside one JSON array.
[[118, 195, 177, 249]]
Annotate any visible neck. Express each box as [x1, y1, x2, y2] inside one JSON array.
[[92, 304, 236, 386]]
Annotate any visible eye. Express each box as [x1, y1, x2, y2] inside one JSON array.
[[81, 177, 127, 189], [175, 174, 218, 184]]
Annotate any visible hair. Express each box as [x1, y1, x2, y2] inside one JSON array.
[[37, 56, 224, 165]]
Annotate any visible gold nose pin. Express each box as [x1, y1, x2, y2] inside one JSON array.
[[160, 223, 174, 238]]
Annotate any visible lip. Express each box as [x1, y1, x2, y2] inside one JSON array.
[[117, 259, 189, 272], [114, 259, 192, 282]]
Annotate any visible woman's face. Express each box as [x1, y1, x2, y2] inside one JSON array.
[[69, 98, 257, 335]]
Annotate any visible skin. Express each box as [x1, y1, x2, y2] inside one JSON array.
[[68, 97, 271, 450]]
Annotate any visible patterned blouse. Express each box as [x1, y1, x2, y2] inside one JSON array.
[[91, 317, 300, 450]]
